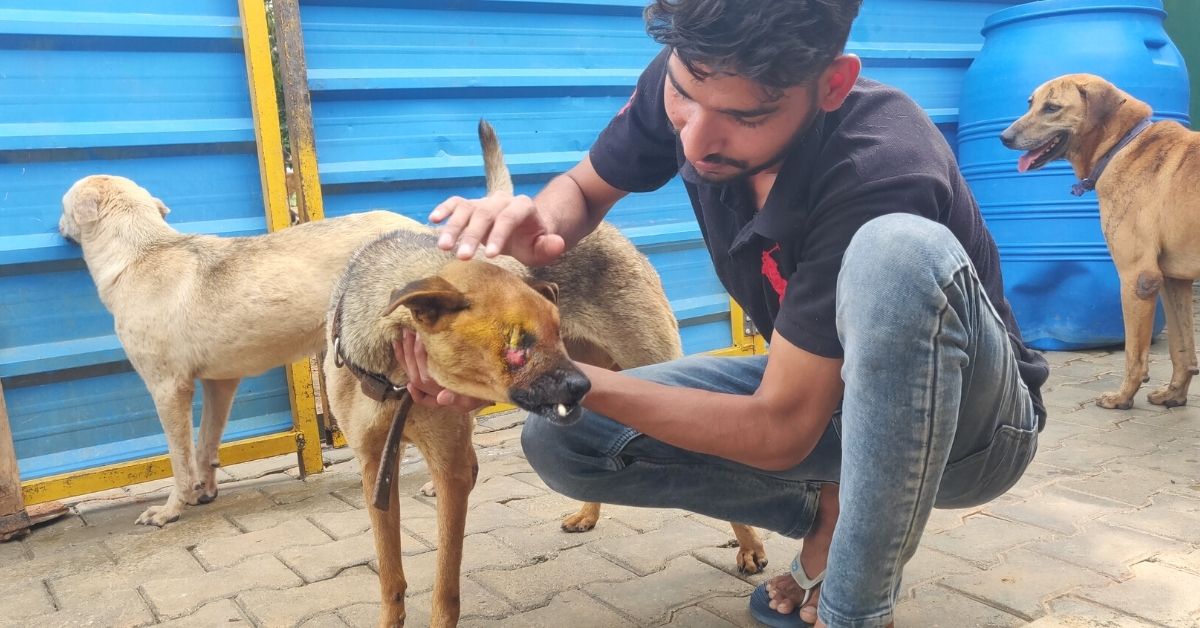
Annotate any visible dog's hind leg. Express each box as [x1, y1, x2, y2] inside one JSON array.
[[195, 378, 239, 504], [137, 380, 199, 526], [416, 418, 477, 628], [1148, 277, 1197, 407], [1100, 267, 1162, 409], [731, 523, 768, 574]]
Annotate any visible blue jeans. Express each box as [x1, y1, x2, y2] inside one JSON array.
[[521, 214, 1038, 627]]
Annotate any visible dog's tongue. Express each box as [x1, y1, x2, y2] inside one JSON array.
[[1017, 152, 1036, 173]]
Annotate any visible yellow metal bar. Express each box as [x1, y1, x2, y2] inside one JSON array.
[[21, 432, 300, 506], [239, 0, 324, 475], [729, 298, 768, 354]]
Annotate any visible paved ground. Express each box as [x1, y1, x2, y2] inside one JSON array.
[[3, 341, 1199, 627]]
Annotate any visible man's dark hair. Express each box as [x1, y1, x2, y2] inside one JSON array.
[[645, 0, 862, 93]]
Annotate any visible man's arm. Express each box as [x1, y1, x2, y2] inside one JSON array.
[[576, 333, 844, 471], [431, 155, 628, 265]]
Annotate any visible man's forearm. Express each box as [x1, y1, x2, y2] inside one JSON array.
[[575, 363, 827, 471], [533, 172, 606, 249]]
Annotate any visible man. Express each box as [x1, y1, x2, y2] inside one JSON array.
[[401, 1, 1049, 626]]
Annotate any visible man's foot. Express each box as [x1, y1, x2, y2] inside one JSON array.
[[762, 483, 839, 625]]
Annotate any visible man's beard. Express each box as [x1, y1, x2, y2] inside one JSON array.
[[694, 96, 822, 184]]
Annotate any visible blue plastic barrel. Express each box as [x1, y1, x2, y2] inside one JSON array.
[[958, 0, 1191, 350]]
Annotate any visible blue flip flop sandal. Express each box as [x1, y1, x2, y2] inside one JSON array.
[[749, 553, 826, 628]]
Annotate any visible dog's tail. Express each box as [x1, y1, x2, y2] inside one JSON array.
[[478, 119, 514, 197]]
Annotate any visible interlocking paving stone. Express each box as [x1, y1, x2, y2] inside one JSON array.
[[460, 590, 635, 628], [278, 527, 432, 583], [470, 545, 635, 611], [1026, 596, 1161, 628], [141, 553, 302, 619], [151, 599, 248, 627], [1058, 460, 1183, 506], [588, 516, 731, 576], [663, 605, 742, 626], [894, 583, 1025, 627], [391, 531, 528, 595], [1025, 521, 1189, 579], [36, 587, 153, 628], [0, 581, 56, 624], [238, 566, 377, 628], [193, 518, 331, 569], [987, 486, 1134, 535], [467, 474, 546, 507], [1075, 561, 1200, 627], [584, 555, 749, 626], [939, 548, 1111, 620], [228, 491, 355, 532], [1100, 492, 1200, 544], [488, 517, 639, 560], [921, 513, 1056, 568]]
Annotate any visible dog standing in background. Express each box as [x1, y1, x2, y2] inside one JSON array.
[[1002, 73, 1200, 409]]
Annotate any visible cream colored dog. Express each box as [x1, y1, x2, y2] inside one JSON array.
[[59, 175, 415, 526], [1002, 74, 1200, 409]]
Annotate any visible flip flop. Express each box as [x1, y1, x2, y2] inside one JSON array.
[[749, 553, 826, 628]]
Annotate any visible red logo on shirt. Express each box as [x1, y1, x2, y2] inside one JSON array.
[[761, 244, 787, 304], [616, 88, 637, 117]]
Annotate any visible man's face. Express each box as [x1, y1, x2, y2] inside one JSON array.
[[663, 52, 821, 183]]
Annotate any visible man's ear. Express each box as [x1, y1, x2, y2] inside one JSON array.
[[527, 279, 558, 305], [152, 197, 171, 218], [383, 276, 470, 331], [817, 54, 861, 112]]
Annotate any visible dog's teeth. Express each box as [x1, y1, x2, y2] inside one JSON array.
[[555, 403, 569, 418]]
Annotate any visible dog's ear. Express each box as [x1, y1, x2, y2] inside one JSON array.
[[527, 279, 558, 305], [383, 276, 470, 330], [68, 185, 104, 225], [152, 197, 171, 218], [1079, 80, 1126, 130]]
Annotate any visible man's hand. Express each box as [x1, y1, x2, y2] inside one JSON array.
[[396, 330, 488, 412], [430, 193, 566, 266]]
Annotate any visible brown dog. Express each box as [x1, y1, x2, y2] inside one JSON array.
[[325, 122, 766, 626], [1001, 73, 1200, 409]]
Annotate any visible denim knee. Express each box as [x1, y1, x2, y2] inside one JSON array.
[[841, 213, 965, 295], [520, 410, 627, 502]]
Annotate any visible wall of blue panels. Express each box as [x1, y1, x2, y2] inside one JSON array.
[[0, 1, 293, 480], [298, 0, 1022, 356]]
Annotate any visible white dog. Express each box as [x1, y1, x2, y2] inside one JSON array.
[[60, 175, 416, 525]]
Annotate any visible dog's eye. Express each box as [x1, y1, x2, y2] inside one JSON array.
[[1042, 103, 1062, 113]]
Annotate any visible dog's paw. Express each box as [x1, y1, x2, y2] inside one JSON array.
[[135, 505, 180, 527], [734, 544, 769, 575], [1147, 385, 1189, 408], [561, 511, 598, 533], [419, 480, 437, 497], [1097, 392, 1134, 410]]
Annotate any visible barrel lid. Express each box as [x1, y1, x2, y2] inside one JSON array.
[[983, 0, 1165, 36]]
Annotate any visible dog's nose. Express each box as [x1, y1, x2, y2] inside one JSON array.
[[560, 368, 591, 401], [999, 128, 1016, 148]]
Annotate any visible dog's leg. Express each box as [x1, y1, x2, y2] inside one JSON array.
[[562, 502, 601, 532], [417, 422, 477, 628], [731, 523, 769, 574], [195, 378, 239, 504], [137, 380, 199, 526], [1148, 277, 1197, 407], [1100, 268, 1162, 409], [360, 440, 407, 627]]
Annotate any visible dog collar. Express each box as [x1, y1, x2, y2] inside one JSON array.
[[330, 295, 412, 512], [1071, 116, 1153, 196]]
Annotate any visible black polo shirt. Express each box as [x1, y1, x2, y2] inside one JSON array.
[[589, 48, 1048, 424]]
